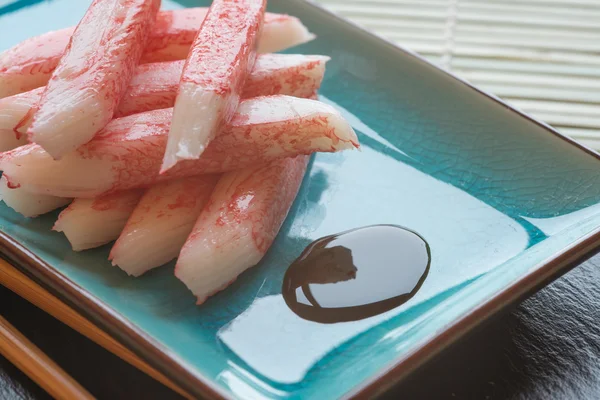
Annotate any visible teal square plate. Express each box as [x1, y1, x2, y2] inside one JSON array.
[[3, 1, 600, 399]]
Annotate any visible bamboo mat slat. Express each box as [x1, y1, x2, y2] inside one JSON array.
[[318, 0, 600, 150]]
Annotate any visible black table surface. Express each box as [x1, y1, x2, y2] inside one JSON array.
[[2, 253, 600, 400]]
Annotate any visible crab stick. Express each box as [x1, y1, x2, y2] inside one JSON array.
[[0, 28, 73, 99], [0, 176, 70, 217], [53, 190, 144, 251], [0, 96, 358, 198], [25, 0, 161, 159], [161, 0, 267, 172], [110, 175, 219, 276], [176, 156, 309, 304], [117, 54, 328, 117], [0, 88, 42, 149]]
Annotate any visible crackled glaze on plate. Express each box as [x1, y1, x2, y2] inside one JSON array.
[[2, 1, 600, 399]]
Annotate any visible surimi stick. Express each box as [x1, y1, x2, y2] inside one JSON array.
[[0, 9, 314, 99], [0, 96, 358, 198], [255, 13, 315, 56], [0, 28, 73, 99], [109, 176, 219, 276], [25, 0, 161, 159], [0, 176, 70, 217], [53, 190, 144, 251], [0, 88, 43, 149], [142, 9, 313, 62], [176, 156, 309, 304], [161, 0, 267, 172]]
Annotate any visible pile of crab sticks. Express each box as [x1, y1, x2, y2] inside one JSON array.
[[0, 0, 359, 304]]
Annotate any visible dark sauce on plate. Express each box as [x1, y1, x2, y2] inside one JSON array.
[[282, 225, 431, 323]]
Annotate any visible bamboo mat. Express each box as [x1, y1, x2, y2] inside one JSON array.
[[318, 0, 600, 150]]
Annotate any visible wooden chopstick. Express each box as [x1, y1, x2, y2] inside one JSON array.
[[0, 259, 192, 399], [0, 313, 95, 400]]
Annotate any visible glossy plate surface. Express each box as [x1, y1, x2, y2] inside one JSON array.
[[2, 1, 600, 399]]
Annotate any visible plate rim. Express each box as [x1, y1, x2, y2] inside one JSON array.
[[2, 1, 600, 399]]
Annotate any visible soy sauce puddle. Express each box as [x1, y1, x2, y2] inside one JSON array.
[[282, 225, 431, 323]]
